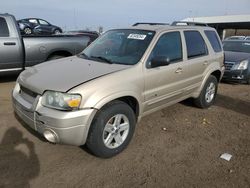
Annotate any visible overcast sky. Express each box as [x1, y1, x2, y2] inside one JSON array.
[[1, 0, 250, 31]]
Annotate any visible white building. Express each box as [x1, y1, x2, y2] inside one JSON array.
[[183, 15, 250, 39]]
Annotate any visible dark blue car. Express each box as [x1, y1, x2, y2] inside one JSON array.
[[223, 39, 250, 84], [18, 18, 62, 35]]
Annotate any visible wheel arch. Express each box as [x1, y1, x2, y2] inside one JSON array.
[[47, 50, 73, 60], [193, 69, 222, 98], [93, 94, 141, 120]]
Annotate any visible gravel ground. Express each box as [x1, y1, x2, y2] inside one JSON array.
[[0, 76, 249, 188]]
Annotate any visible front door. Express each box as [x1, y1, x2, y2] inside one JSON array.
[[38, 19, 52, 34], [143, 31, 188, 114], [0, 16, 22, 73]]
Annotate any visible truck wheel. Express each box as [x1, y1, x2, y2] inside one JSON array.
[[24, 27, 32, 35], [194, 75, 218, 108], [86, 100, 136, 158]]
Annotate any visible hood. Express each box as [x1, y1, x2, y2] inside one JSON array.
[[18, 56, 130, 94], [225, 51, 250, 62]]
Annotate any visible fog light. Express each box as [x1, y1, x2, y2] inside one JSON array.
[[43, 129, 58, 143]]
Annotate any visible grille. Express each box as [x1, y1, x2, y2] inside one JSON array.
[[20, 85, 37, 98], [19, 85, 38, 104], [224, 61, 235, 71]]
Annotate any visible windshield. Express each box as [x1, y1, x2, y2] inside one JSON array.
[[80, 29, 155, 65], [223, 41, 250, 53]]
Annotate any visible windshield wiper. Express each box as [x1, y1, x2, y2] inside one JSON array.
[[77, 53, 89, 59], [90, 56, 113, 64]]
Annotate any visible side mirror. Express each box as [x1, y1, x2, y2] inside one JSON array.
[[150, 56, 170, 68]]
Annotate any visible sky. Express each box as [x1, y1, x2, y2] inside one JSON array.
[[1, 0, 250, 31]]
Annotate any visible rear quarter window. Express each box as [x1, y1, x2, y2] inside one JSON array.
[[204, 30, 222, 52], [0, 17, 9, 37], [184, 30, 208, 59]]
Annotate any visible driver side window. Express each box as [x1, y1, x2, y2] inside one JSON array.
[[147, 31, 182, 68]]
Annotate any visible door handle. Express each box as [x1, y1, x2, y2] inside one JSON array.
[[4, 42, 16, 46], [175, 68, 183, 73]]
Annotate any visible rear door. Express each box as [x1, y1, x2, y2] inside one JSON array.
[[181, 30, 211, 96], [0, 16, 23, 72]]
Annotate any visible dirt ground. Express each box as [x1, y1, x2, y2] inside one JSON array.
[[0, 76, 249, 188]]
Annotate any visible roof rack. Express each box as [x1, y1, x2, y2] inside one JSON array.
[[132, 22, 169, 26], [171, 21, 208, 27]]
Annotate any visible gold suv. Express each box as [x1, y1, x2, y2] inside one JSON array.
[[12, 22, 225, 158]]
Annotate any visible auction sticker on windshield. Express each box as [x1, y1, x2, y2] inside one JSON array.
[[128, 34, 147, 40]]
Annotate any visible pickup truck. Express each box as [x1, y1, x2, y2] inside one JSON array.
[[0, 14, 98, 75]]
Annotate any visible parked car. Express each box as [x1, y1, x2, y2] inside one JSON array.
[[0, 14, 98, 75], [18, 18, 62, 35], [13, 22, 224, 158], [222, 39, 250, 84]]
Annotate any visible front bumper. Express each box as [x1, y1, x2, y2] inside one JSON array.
[[12, 84, 97, 146], [222, 69, 249, 83]]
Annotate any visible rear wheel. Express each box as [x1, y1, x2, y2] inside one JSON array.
[[194, 75, 218, 108], [24, 27, 32, 35], [86, 100, 136, 158]]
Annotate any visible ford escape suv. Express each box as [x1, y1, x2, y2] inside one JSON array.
[[12, 22, 225, 158]]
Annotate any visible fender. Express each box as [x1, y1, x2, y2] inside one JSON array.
[[192, 62, 222, 98], [93, 91, 142, 114]]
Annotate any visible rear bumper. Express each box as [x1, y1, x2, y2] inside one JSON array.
[[222, 69, 249, 83], [12, 83, 97, 146]]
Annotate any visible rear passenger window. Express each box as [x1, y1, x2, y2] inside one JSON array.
[[184, 31, 207, 58], [0, 17, 9, 37], [204, 30, 222, 52], [148, 31, 182, 67]]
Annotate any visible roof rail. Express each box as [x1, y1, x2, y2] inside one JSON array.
[[132, 22, 169, 26], [171, 21, 208, 27]]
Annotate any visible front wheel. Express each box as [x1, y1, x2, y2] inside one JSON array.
[[54, 29, 61, 34], [194, 75, 218, 108], [86, 101, 136, 158]]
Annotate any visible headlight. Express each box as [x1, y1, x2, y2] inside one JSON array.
[[41, 91, 81, 111], [232, 60, 249, 70]]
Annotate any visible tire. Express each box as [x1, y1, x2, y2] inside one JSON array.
[[24, 27, 32, 35], [48, 55, 65, 61], [54, 29, 61, 34], [86, 100, 136, 158], [247, 77, 250, 85], [194, 75, 218, 108]]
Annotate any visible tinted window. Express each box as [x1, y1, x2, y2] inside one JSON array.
[[148, 32, 182, 67], [39, 20, 49, 25], [205, 30, 222, 52], [223, 41, 250, 53], [0, 17, 9, 37], [184, 31, 207, 58]]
